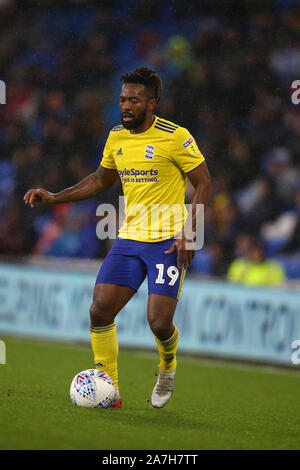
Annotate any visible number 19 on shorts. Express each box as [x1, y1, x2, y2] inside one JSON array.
[[155, 264, 179, 286]]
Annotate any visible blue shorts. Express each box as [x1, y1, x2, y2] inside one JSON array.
[[96, 237, 186, 299]]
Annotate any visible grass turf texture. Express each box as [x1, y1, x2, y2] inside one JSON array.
[[0, 336, 300, 450]]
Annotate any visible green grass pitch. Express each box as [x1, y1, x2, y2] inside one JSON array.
[[0, 336, 300, 450]]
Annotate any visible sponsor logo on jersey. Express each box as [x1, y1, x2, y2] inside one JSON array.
[[118, 168, 158, 177], [116, 148, 123, 155]]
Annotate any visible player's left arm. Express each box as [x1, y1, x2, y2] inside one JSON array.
[[165, 126, 212, 269], [165, 162, 212, 269]]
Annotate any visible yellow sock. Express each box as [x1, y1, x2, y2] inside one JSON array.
[[154, 324, 179, 372], [90, 322, 119, 390]]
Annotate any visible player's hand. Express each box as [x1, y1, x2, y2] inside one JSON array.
[[23, 188, 55, 208], [165, 235, 195, 269]]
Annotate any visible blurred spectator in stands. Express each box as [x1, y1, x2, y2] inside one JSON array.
[[191, 201, 242, 278], [227, 240, 285, 287], [281, 188, 300, 255], [261, 188, 300, 256], [34, 200, 102, 259], [0, 158, 16, 212], [236, 177, 280, 233], [227, 233, 254, 283], [206, 241, 228, 277], [226, 131, 258, 191], [210, 191, 242, 263], [265, 146, 299, 207], [0, 197, 36, 255], [33, 204, 67, 256], [284, 108, 300, 164]]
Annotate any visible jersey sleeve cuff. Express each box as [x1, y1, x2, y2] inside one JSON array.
[[184, 159, 206, 174], [100, 162, 117, 170]]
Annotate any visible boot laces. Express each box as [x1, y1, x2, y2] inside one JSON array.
[[155, 373, 174, 396]]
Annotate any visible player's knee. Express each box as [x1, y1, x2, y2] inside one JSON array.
[[89, 297, 115, 327], [148, 316, 172, 339]]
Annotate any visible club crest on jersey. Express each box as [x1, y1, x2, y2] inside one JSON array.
[[145, 144, 155, 160]]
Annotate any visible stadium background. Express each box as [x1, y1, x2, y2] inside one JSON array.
[[0, 0, 300, 451], [0, 0, 299, 279]]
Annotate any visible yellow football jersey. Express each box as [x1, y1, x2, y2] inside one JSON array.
[[100, 115, 205, 242]]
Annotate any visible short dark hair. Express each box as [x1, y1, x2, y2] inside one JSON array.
[[120, 67, 162, 104]]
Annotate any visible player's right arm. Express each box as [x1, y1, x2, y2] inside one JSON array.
[[24, 164, 118, 208]]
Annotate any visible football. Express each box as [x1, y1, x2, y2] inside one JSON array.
[[70, 369, 115, 408]]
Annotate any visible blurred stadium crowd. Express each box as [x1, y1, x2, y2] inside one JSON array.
[[0, 0, 300, 285]]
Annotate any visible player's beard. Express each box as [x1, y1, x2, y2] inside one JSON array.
[[121, 108, 147, 130]]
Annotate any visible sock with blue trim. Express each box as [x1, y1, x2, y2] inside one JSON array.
[[90, 322, 119, 390]]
